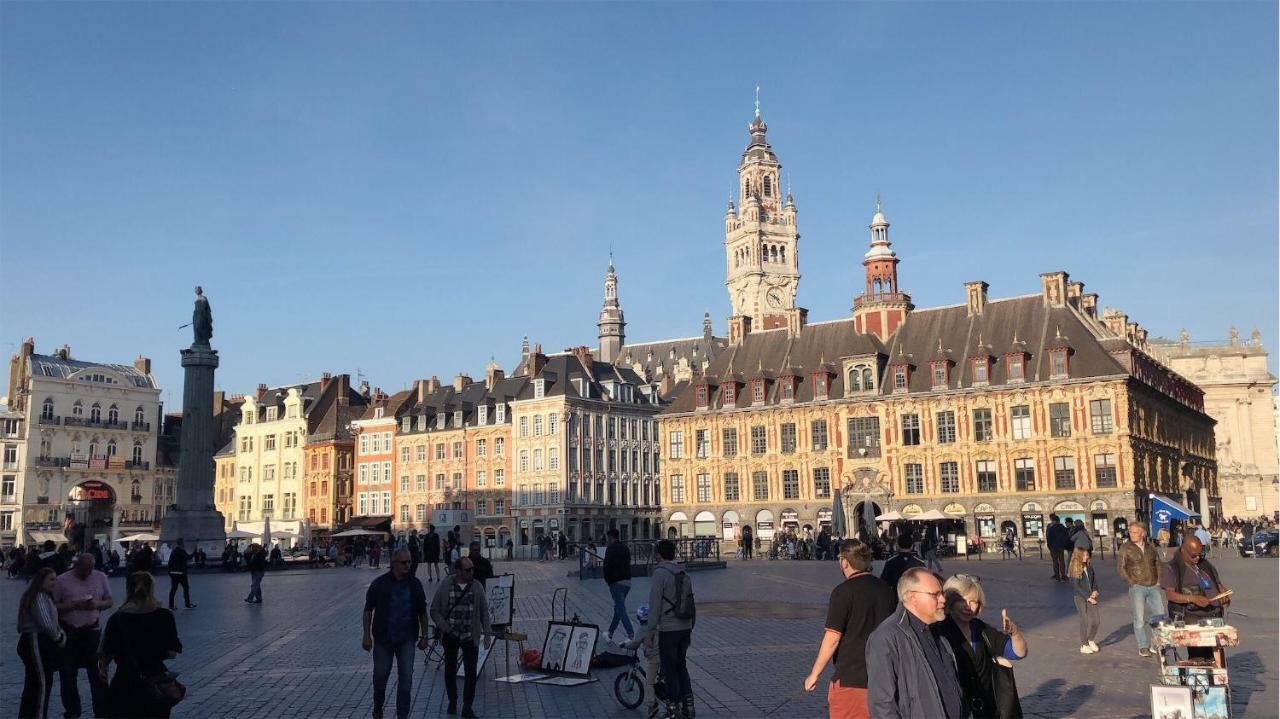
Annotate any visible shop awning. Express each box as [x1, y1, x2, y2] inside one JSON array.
[[340, 516, 392, 532], [28, 530, 68, 546], [1151, 495, 1199, 531]]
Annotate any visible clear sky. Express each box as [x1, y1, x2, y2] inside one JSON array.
[[2, 2, 1276, 408]]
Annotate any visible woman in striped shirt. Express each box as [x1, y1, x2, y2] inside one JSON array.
[[17, 567, 66, 718]]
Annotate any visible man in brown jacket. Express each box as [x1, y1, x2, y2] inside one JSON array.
[[1117, 521, 1163, 657]]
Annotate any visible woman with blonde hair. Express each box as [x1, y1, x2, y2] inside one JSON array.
[[99, 572, 183, 718], [938, 573, 1027, 718], [17, 567, 66, 718], [1068, 548, 1100, 654]]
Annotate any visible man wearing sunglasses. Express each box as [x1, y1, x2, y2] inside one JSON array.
[[430, 557, 494, 718], [362, 549, 429, 719], [867, 568, 967, 719]]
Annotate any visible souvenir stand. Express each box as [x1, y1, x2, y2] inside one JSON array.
[[1152, 618, 1237, 719]]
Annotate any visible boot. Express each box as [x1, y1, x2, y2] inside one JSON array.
[[683, 697, 696, 719]]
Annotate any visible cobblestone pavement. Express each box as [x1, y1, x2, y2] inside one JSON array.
[[2, 551, 1274, 718]]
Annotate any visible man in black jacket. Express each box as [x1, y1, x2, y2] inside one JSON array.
[[879, 533, 926, 594], [603, 529, 634, 642], [363, 548, 429, 719], [1046, 514, 1069, 581], [167, 538, 197, 609], [467, 542, 494, 587]]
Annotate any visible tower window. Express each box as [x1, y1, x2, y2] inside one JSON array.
[[763, 175, 772, 197]]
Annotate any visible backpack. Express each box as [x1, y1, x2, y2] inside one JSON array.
[[658, 565, 696, 622]]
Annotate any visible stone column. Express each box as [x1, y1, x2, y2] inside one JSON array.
[[159, 346, 227, 552]]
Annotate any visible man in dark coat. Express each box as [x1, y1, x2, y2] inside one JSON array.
[[423, 525, 442, 582]]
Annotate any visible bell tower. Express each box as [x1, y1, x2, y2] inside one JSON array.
[[724, 90, 800, 332], [852, 197, 912, 341], [597, 258, 625, 363]]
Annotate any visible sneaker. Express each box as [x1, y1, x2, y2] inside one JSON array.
[[1088, 641, 1099, 652], [1080, 645, 1095, 654], [1138, 648, 1150, 657]]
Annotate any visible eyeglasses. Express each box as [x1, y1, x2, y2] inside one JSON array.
[[908, 589, 945, 601], [954, 573, 981, 583]]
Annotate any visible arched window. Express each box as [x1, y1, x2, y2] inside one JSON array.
[[107, 439, 117, 456], [108, 405, 119, 424], [132, 441, 143, 464], [89, 439, 99, 457], [41, 398, 54, 420], [848, 368, 861, 391], [90, 403, 101, 422], [862, 368, 874, 390], [763, 175, 772, 197], [780, 246, 786, 263], [135, 406, 145, 425], [72, 401, 84, 417], [744, 179, 751, 197]]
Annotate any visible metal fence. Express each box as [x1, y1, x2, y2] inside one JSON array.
[[577, 536, 722, 580]]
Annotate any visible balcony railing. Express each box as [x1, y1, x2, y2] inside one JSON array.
[[33, 456, 149, 470], [38, 415, 61, 426], [2, 461, 19, 470], [102, 420, 129, 430], [131, 421, 151, 432], [36, 457, 70, 468], [63, 416, 96, 427]]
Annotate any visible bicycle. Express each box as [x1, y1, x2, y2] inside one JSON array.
[[612, 647, 668, 718]]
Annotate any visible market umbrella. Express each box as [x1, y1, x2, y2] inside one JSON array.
[[916, 509, 949, 521], [875, 511, 903, 521], [861, 498, 878, 540], [117, 532, 160, 543], [261, 515, 272, 546], [831, 491, 847, 538], [330, 529, 382, 538], [226, 529, 257, 539]]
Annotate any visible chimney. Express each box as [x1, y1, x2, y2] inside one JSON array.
[[452, 374, 472, 392], [22, 337, 34, 359], [572, 346, 594, 370], [131, 355, 150, 375], [1081, 293, 1098, 320], [336, 374, 350, 407], [1126, 322, 1139, 344], [1066, 281, 1084, 309], [964, 281, 989, 317], [415, 379, 428, 403], [320, 372, 332, 393], [57, 344, 71, 360], [1039, 271, 1068, 307], [373, 387, 387, 402], [256, 383, 268, 401], [1102, 309, 1128, 338], [359, 380, 370, 399], [530, 348, 548, 377], [485, 360, 504, 389], [786, 307, 807, 338]]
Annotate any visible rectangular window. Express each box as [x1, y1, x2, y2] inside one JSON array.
[[263, 494, 275, 515], [476, 471, 487, 488], [750, 426, 767, 455], [780, 379, 794, 401], [265, 435, 276, 451], [976, 461, 997, 492], [973, 408, 993, 442], [416, 445, 426, 462], [904, 464, 924, 495], [475, 500, 486, 517], [495, 437, 504, 456], [751, 381, 765, 403], [1008, 356, 1025, 381], [813, 467, 831, 499], [399, 475, 409, 493], [723, 383, 736, 405], [781, 469, 799, 500], [780, 423, 797, 454], [932, 363, 947, 388], [494, 469, 505, 487], [533, 483, 544, 505], [494, 499, 504, 516], [1054, 456, 1076, 489], [1050, 351, 1067, 377], [668, 431, 684, 459], [893, 367, 908, 391], [695, 430, 710, 459], [415, 474, 426, 492], [901, 414, 920, 446], [549, 449, 559, 471], [534, 449, 544, 471], [1015, 458, 1035, 491], [939, 462, 960, 494], [847, 416, 881, 458], [670, 474, 685, 503], [451, 472, 461, 489], [476, 439, 487, 456], [1090, 399, 1113, 434], [696, 473, 711, 502], [1050, 403, 1072, 438], [549, 413, 558, 434], [752, 471, 769, 501], [1094, 453, 1117, 488], [695, 385, 708, 406], [935, 412, 956, 444], [519, 417, 528, 437], [399, 504, 410, 522], [1011, 405, 1032, 440], [519, 451, 529, 472], [810, 420, 828, 451], [452, 441, 463, 458], [435, 473, 444, 490], [534, 415, 543, 436], [435, 443, 445, 460], [400, 446, 409, 463], [722, 427, 738, 457], [973, 359, 989, 384], [549, 482, 560, 504], [723, 473, 740, 501]]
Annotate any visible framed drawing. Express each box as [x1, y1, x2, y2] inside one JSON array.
[[488, 574, 515, 629], [563, 625, 598, 676], [458, 638, 494, 678], [1150, 685, 1194, 719], [540, 622, 574, 672]]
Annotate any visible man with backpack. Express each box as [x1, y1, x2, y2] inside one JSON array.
[[649, 539, 695, 719]]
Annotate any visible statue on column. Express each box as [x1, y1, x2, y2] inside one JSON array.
[[192, 286, 213, 347]]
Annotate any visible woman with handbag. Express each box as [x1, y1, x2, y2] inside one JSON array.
[[99, 572, 184, 718], [17, 567, 66, 718], [937, 574, 1027, 718]]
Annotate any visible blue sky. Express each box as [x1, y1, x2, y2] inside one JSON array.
[[2, 2, 1276, 407]]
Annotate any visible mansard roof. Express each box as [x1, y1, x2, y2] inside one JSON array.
[[662, 295, 1131, 414], [397, 375, 530, 432], [515, 354, 658, 406], [617, 334, 728, 383], [29, 353, 158, 389]]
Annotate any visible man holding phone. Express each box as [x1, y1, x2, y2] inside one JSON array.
[[53, 553, 113, 718]]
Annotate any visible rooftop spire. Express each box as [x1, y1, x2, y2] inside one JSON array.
[[754, 84, 761, 118]]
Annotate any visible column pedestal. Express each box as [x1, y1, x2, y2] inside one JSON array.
[[159, 346, 227, 553]]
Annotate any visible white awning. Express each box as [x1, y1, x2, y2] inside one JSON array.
[[27, 531, 67, 546]]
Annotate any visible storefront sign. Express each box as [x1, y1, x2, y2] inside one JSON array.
[[901, 504, 923, 518], [1021, 513, 1044, 538], [943, 503, 966, 516], [70, 481, 112, 502]]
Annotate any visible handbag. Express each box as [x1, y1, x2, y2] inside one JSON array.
[[981, 625, 1022, 719], [139, 669, 186, 710]]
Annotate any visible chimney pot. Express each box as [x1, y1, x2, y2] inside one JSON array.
[[964, 281, 989, 317], [134, 356, 152, 375]]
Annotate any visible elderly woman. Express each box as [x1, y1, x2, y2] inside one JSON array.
[[937, 574, 1027, 718]]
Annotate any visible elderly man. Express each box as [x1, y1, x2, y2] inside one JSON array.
[[1117, 521, 1164, 657], [431, 557, 493, 718], [866, 567, 966, 719], [52, 553, 113, 718], [1161, 535, 1231, 660], [363, 548, 429, 719]]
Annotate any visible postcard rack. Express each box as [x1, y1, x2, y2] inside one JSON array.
[[1152, 619, 1238, 718]]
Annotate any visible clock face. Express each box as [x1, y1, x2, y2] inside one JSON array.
[[766, 288, 784, 308]]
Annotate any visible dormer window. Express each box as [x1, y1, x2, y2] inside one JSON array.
[[723, 383, 737, 405], [695, 385, 709, 408], [751, 380, 766, 404], [400, 416, 410, 432], [972, 358, 990, 385], [453, 410, 463, 427], [534, 379, 545, 399], [931, 361, 949, 389], [417, 415, 427, 431], [892, 365, 910, 393], [436, 412, 445, 428], [1007, 355, 1026, 382], [814, 373, 829, 398], [496, 404, 506, 423], [478, 406, 488, 426], [780, 378, 794, 401], [372, 407, 383, 419], [1049, 349, 1070, 379]]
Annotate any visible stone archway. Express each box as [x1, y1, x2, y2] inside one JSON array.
[[841, 467, 892, 541]]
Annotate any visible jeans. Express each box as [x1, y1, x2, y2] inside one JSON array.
[[247, 570, 265, 602], [168, 572, 192, 608], [608, 582, 634, 638], [372, 639, 416, 719], [924, 549, 943, 573], [1074, 596, 1100, 644], [60, 626, 108, 718], [18, 633, 59, 719], [442, 633, 479, 709], [658, 629, 692, 705], [1129, 584, 1165, 650]]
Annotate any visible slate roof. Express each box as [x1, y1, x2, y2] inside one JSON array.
[[616, 334, 729, 383], [29, 354, 157, 389], [513, 354, 658, 406], [396, 375, 531, 433], [663, 295, 1132, 414]]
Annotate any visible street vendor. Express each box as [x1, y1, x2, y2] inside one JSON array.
[[1160, 535, 1231, 660]]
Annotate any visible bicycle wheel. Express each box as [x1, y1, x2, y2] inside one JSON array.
[[614, 670, 645, 709]]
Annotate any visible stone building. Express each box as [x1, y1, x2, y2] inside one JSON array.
[[302, 373, 366, 538], [1150, 330, 1278, 520], [658, 109, 1218, 548], [2, 338, 175, 549]]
